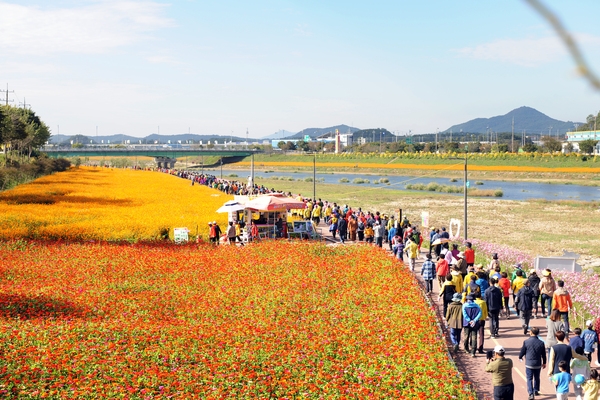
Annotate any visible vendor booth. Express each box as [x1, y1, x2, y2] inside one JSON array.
[[215, 194, 312, 240]]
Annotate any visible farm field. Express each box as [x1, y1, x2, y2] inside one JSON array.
[[0, 167, 230, 241], [0, 240, 474, 399]]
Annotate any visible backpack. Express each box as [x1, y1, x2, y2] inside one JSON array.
[[358, 221, 365, 230], [412, 231, 420, 244]]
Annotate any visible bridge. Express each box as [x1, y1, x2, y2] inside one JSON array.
[[43, 147, 262, 168]]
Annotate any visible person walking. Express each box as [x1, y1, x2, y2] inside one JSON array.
[[540, 269, 556, 318], [439, 274, 457, 317], [546, 309, 566, 360], [337, 216, 348, 244], [516, 280, 535, 335], [553, 280, 573, 333], [581, 320, 598, 363], [474, 292, 488, 354], [519, 327, 547, 400], [512, 269, 528, 318], [485, 278, 503, 338], [421, 253, 436, 294], [462, 294, 482, 357], [528, 269, 541, 318], [552, 360, 572, 400], [347, 215, 358, 242], [446, 292, 464, 353], [548, 331, 588, 376], [405, 237, 419, 272], [436, 254, 450, 289], [499, 271, 512, 319], [485, 345, 514, 400]]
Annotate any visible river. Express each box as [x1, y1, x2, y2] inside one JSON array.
[[205, 168, 600, 202]]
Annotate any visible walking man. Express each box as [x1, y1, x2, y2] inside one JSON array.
[[462, 294, 482, 357], [519, 327, 547, 400], [485, 278, 503, 338], [552, 280, 573, 333], [516, 280, 535, 335], [446, 292, 464, 353]]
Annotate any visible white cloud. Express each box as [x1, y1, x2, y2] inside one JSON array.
[[0, 1, 174, 55], [453, 36, 565, 67], [454, 33, 600, 67]]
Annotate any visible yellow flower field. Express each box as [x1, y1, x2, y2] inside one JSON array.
[[0, 167, 231, 241]]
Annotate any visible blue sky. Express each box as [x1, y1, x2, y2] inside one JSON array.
[[2, 0, 600, 138]]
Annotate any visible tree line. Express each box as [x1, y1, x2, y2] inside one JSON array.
[[0, 105, 51, 163]]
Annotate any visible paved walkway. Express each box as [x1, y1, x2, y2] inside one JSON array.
[[315, 224, 566, 400]]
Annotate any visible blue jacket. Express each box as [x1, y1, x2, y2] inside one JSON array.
[[476, 278, 489, 293], [462, 301, 482, 328], [388, 227, 397, 242], [582, 329, 598, 353], [569, 335, 585, 352]]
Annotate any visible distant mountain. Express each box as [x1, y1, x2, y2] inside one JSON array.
[[48, 133, 256, 145], [263, 125, 360, 141], [287, 125, 360, 140], [261, 130, 297, 140], [444, 106, 580, 134]]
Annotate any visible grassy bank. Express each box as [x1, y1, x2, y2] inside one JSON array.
[[251, 176, 600, 265]]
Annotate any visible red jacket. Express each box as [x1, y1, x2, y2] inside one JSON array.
[[464, 248, 475, 264]]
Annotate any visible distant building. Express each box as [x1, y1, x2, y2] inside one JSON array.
[[565, 130, 600, 154], [566, 130, 599, 142], [316, 131, 353, 147]]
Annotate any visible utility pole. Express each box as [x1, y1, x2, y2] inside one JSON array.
[[511, 117, 514, 153], [20, 97, 31, 109], [2, 84, 14, 106]]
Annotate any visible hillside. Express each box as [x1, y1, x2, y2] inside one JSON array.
[[444, 106, 580, 134]]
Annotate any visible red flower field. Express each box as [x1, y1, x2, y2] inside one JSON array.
[[0, 240, 474, 399]]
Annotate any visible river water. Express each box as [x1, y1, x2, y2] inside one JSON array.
[[206, 168, 600, 202]]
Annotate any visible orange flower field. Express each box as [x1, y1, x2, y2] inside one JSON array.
[[0, 240, 474, 398], [0, 167, 230, 241]]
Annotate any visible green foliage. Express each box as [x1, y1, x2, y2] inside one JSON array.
[[579, 139, 598, 154]]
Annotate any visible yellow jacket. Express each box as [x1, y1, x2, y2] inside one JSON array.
[[512, 276, 527, 295], [475, 298, 488, 320]]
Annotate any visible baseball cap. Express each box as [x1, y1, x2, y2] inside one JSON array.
[[586, 320, 593, 327], [494, 345, 505, 353]]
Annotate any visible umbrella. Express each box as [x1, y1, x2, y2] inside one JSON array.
[[431, 238, 451, 246], [244, 195, 306, 211], [216, 200, 246, 213]]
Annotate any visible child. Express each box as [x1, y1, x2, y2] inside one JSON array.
[[582, 369, 600, 400], [571, 347, 591, 400], [553, 360, 572, 400], [581, 320, 598, 363]]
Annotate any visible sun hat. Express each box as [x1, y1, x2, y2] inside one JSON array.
[[542, 269, 551, 277], [529, 269, 537, 275], [586, 320, 594, 327], [452, 293, 462, 302], [493, 345, 505, 353]]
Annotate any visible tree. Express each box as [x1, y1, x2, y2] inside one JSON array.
[[443, 141, 459, 152], [541, 135, 562, 152], [522, 143, 538, 152], [578, 139, 598, 154]]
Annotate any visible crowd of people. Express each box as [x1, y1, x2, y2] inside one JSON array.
[[163, 167, 600, 399]]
